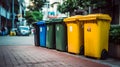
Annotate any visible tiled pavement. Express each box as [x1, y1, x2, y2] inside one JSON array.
[[0, 46, 117, 67]]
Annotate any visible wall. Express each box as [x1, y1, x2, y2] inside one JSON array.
[[109, 43, 120, 59]]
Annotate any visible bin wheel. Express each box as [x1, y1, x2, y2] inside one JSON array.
[[80, 45, 84, 55], [101, 49, 108, 59]]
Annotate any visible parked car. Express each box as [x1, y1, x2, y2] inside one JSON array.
[[0, 27, 8, 36], [16, 26, 30, 36]]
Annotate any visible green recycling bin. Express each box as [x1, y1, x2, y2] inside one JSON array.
[[46, 20, 56, 49], [54, 18, 67, 51]]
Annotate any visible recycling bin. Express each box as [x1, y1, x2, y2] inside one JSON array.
[[33, 23, 40, 46], [64, 15, 84, 54], [53, 18, 67, 51], [37, 21, 47, 47], [80, 14, 111, 59], [46, 20, 56, 49]]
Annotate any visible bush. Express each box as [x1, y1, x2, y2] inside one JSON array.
[[109, 25, 120, 44]]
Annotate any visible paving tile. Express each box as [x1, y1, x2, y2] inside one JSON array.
[[0, 46, 111, 67], [14, 64, 28, 67]]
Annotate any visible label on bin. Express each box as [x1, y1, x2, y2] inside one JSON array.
[[70, 26, 73, 32], [57, 26, 59, 31], [47, 27, 49, 31], [87, 26, 91, 32], [40, 27, 42, 32]]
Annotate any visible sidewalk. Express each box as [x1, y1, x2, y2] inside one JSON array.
[[0, 46, 119, 67]]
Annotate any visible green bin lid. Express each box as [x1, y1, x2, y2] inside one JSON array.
[[79, 14, 112, 22], [46, 18, 65, 23], [50, 18, 64, 22], [64, 15, 83, 22]]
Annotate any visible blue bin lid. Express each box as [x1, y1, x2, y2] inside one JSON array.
[[37, 21, 45, 25]]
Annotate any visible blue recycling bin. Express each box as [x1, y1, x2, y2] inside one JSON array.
[[37, 21, 47, 47]]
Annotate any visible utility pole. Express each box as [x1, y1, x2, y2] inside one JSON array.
[[10, 0, 16, 36], [12, 0, 15, 29]]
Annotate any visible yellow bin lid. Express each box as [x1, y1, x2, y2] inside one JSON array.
[[79, 14, 112, 22], [64, 15, 83, 22]]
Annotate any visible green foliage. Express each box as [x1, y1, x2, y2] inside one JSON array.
[[26, 0, 45, 24], [57, 0, 78, 14], [25, 11, 36, 25], [25, 11, 43, 25], [28, 0, 45, 11], [57, 4, 66, 13], [32, 11, 43, 21], [109, 25, 120, 44], [57, 0, 108, 14], [77, 0, 91, 8]]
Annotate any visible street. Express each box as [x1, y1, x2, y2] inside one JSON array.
[[0, 35, 34, 46], [0, 35, 120, 67]]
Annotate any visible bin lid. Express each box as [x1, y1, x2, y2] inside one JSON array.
[[50, 18, 64, 23], [64, 15, 83, 22], [37, 21, 46, 25], [46, 18, 65, 23], [79, 14, 112, 21]]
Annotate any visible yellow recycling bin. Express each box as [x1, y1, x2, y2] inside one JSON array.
[[64, 15, 84, 54], [79, 14, 111, 59]]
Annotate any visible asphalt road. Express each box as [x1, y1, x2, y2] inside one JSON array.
[[0, 35, 34, 46]]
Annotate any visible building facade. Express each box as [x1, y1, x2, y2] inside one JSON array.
[[42, 0, 67, 20], [0, 0, 11, 30], [0, 0, 26, 33]]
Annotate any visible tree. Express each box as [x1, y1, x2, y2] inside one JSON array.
[[25, 11, 37, 25], [32, 11, 43, 21], [57, 0, 108, 15], [28, 0, 45, 11], [25, 11, 43, 25], [57, 0, 78, 16], [77, 0, 107, 13], [25, 0, 45, 25]]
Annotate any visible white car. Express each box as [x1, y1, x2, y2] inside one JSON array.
[[16, 26, 30, 36]]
